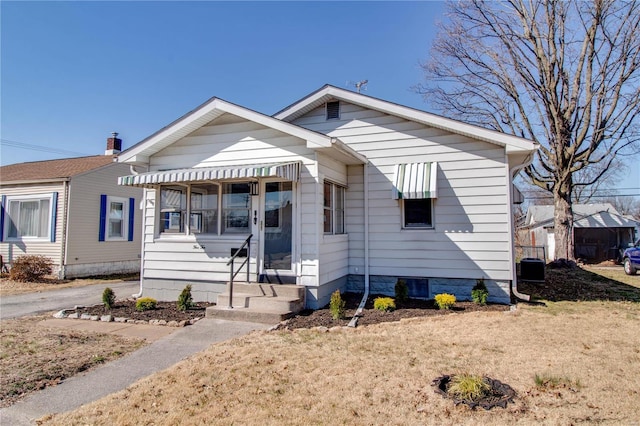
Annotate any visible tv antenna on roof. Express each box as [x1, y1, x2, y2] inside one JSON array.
[[347, 79, 368, 93]]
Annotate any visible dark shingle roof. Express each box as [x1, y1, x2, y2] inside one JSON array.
[[0, 155, 116, 183]]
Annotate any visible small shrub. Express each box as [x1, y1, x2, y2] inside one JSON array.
[[395, 279, 408, 305], [447, 374, 490, 401], [9, 255, 53, 282], [471, 278, 489, 305], [177, 284, 194, 311], [102, 287, 116, 310], [136, 297, 157, 312], [434, 293, 456, 310], [329, 290, 346, 320], [534, 373, 582, 391], [374, 297, 396, 312]]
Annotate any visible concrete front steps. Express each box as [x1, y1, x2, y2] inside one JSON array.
[[206, 283, 305, 324]]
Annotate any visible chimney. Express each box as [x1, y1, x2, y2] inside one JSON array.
[[105, 132, 122, 155]]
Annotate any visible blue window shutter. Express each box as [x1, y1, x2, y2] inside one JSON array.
[[99, 194, 107, 242], [128, 198, 135, 241], [50, 192, 58, 243], [0, 195, 6, 242]]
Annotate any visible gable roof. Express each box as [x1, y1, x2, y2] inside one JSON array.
[[117, 97, 366, 165], [0, 155, 117, 184], [274, 85, 537, 154], [524, 203, 637, 229]]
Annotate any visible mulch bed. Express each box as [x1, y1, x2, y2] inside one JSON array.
[[277, 292, 510, 329], [69, 293, 508, 328], [71, 300, 214, 322]]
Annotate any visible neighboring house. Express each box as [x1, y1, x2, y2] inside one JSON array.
[[0, 135, 142, 278], [116, 85, 537, 308], [520, 203, 638, 263]]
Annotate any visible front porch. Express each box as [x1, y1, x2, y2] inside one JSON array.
[[206, 282, 305, 323]]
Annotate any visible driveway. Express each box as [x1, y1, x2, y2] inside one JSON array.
[[0, 280, 140, 319]]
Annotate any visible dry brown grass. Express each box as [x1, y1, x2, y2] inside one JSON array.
[[44, 301, 640, 425], [0, 273, 139, 297], [0, 315, 146, 407]]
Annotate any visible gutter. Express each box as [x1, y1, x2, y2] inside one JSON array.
[[509, 152, 537, 302], [348, 161, 370, 327], [129, 165, 146, 298], [60, 180, 70, 279]]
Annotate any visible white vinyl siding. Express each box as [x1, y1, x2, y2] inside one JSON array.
[[293, 102, 513, 282], [140, 113, 319, 286]]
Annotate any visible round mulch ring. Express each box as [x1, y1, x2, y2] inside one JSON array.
[[432, 375, 517, 410]]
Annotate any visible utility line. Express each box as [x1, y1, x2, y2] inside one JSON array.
[[1, 138, 90, 157]]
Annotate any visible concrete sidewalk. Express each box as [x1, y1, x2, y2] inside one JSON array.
[[0, 318, 270, 425]]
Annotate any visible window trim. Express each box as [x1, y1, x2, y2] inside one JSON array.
[[3, 193, 56, 242], [105, 196, 129, 241], [401, 198, 434, 230], [323, 180, 346, 235]]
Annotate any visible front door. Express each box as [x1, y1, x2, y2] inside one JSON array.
[[261, 181, 293, 277]]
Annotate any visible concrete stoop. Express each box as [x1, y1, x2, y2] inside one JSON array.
[[206, 283, 304, 324]]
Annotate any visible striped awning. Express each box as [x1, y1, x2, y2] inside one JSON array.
[[392, 162, 438, 199], [118, 162, 300, 188]]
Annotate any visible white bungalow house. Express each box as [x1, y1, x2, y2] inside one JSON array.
[[116, 85, 537, 314], [0, 134, 142, 278]]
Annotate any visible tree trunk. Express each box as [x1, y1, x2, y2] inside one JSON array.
[[553, 191, 575, 261]]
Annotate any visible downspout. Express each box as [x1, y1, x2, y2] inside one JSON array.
[[60, 180, 70, 279], [509, 152, 536, 302], [348, 161, 369, 327], [130, 164, 146, 298]]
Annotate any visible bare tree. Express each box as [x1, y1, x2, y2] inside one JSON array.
[[418, 0, 640, 260]]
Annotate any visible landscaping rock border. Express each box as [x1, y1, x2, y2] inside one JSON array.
[[53, 305, 201, 327]]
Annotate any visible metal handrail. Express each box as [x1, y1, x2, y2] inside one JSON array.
[[225, 234, 253, 309]]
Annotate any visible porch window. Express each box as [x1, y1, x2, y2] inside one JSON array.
[[160, 186, 187, 234], [190, 183, 218, 234], [222, 183, 251, 234], [324, 181, 345, 235], [4, 193, 56, 241]]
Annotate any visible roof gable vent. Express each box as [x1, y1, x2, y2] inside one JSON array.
[[325, 101, 340, 120]]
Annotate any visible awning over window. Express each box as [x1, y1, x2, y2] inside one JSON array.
[[392, 162, 438, 199], [118, 162, 300, 188]]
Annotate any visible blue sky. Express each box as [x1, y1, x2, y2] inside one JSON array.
[[1, 1, 638, 193], [1, 1, 443, 163]]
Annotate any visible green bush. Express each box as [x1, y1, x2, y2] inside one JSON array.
[[447, 374, 490, 401], [471, 278, 489, 305], [395, 279, 408, 305], [9, 255, 53, 282], [102, 287, 116, 310], [136, 297, 157, 312], [329, 290, 346, 320], [374, 297, 396, 312], [177, 285, 194, 311], [434, 293, 456, 310]]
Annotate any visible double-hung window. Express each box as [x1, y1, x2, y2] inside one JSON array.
[[99, 195, 135, 242], [323, 181, 345, 235], [107, 198, 126, 239], [4, 193, 56, 241]]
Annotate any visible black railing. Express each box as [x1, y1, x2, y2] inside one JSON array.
[[225, 234, 252, 309]]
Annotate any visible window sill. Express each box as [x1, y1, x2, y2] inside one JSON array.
[[154, 234, 251, 242], [4, 238, 51, 243]]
